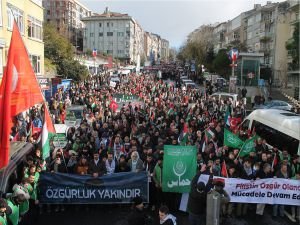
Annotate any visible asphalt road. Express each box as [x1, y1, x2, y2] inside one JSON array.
[[22, 203, 296, 225]]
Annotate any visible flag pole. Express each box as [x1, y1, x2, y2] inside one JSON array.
[[271, 153, 276, 169]]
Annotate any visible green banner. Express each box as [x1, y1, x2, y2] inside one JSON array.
[[239, 135, 258, 157], [162, 145, 197, 193], [224, 128, 244, 148]]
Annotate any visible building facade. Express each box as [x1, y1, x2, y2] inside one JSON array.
[[43, 0, 91, 51], [188, 0, 297, 87], [212, 22, 227, 54], [0, 0, 44, 79], [161, 39, 169, 62], [82, 8, 145, 63]]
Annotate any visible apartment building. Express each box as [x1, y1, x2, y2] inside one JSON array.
[[82, 8, 145, 63], [43, 0, 91, 51], [285, 0, 299, 95], [161, 39, 169, 62], [0, 0, 44, 80], [212, 22, 227, 54]]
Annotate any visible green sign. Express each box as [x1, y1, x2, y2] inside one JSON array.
[[113, 94, 139, 103], [52, 133, 67, 148], [162, 145, 197, 193], [224, 128, 244, 148]]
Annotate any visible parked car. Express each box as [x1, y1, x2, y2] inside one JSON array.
[[253, 100, 292, 111], [214, 78, 228, 86], [210, 92, 238, 106]]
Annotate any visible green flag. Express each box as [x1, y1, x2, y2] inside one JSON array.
[[162, 145, 197, 193], [224, 128, 244, 148], [239, 135, 259, 157]]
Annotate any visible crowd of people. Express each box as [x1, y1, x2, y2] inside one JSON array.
[[0, 69, 299, 225]]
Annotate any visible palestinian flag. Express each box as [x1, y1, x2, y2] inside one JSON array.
[[42, 104, 55, 159], [178, 123, 189, 145], [204, 128, 214, 143]]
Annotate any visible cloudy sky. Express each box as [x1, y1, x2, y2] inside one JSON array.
[[80, 0, 285, 48]]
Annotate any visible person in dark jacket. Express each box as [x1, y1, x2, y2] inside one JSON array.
[[255, 163, 273, 217], [88, 152, 106, 177], [187, 164, 213, 225], [127, 197, 151, 225], [158, 205, 177, 225]]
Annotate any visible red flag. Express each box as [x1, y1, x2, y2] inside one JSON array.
[[0, 22, 44, 169], [107, 56, 113, 69], [183, 123, 189, 134], [229, 117, 242, 131], [221, 161, 228, 178], [44, 103, 55, 134], [109, 100, 118, 112]]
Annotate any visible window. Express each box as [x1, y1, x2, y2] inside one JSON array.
[[111, 22, 113, 27], [99, 23, 102, 27], [107, 22, 109, 27], [7, 4, 24, 33], [117, 32, 124, 37], [90, 33, 94, 37], [252, 120, 299, 154], [0, 48, 3, 75], [28, 16, 42, 40], [107, 50, 113, 54], [107, 32, 113, 36], [118, 50, 124, 54], [99, 32, 103, 37], [47, 10, 50, 15], [29, 55, 41, 75], [0, 0, 2, 27]]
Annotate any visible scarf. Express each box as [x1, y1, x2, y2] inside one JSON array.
[[160, 214, 177, 225], [105, 159, 115, 175], [131, 160, 137, 172]]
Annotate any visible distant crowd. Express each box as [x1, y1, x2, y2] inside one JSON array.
[[0, 69, 299, 225]]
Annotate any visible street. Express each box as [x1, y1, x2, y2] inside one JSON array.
[[24, 204, 296, 225]]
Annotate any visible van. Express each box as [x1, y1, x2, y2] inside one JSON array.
[[0, 142, 34, 196], [239, 109, 300, 155], [210, 92, 238, 106], [181, 79, 193, 84], [184, 82, 197, 89]]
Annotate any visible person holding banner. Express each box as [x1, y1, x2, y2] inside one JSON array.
[[255, 163, 273, 218], [88, 152, 107, 177], [291, 171, 300, 222], [273, 162, 290, 218], [187, 164, 213, 225]]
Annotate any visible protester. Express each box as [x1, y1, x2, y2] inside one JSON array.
[[187, 164, 213, 225], [0, 198, 11, 225], [127, 197, 151, 225], [4, 67, 299, 224], [158, 205, 177, 225]]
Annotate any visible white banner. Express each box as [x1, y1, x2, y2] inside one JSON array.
[[199, 175, 300, 206]]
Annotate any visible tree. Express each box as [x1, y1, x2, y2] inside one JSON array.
[[43, 23, 89, 81], [228, 40, 248, 52], [212, 49, 231, 77], [286, 21, 299, 71], [58, 59, 89, 81]]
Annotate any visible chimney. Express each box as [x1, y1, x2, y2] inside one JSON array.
[[105, 7, 109, 14], [254, 4, 261, 9]]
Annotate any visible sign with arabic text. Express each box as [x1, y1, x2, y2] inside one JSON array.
[[162, 145, 197, 193]]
